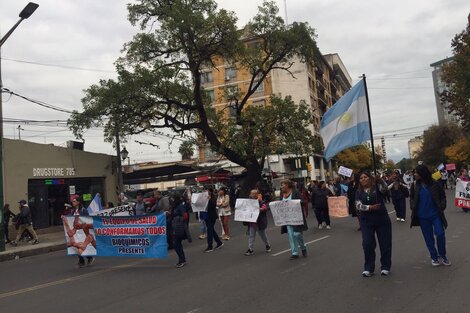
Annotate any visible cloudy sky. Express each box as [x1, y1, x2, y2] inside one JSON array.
[[0, 0, 468, 163]]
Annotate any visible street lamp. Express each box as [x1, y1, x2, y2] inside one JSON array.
[[0, 2, 39, 252], [120, 147, 129, 161]]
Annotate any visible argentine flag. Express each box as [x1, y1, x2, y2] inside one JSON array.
[[87, 193, 103, 215], [320, 79, 371, 161]]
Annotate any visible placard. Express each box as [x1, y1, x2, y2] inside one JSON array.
[[455, 180, 470, 209], [234, 199, 260, 223], [327, 196, 349, 218], [269, 200, 303, 226], [191, 192, 209, 212], [338, 166, 353, 178]]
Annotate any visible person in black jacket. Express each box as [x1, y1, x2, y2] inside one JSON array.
[[388, 170, 409, 222], [204, 188, 224, 253], [170, 194, 192, 268], [10, 200, 39, 246], [410, 164, 450, 266], [311, 181, 332, 229]]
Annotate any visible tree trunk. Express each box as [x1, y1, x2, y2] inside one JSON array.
[[239, 164, 263, 197]]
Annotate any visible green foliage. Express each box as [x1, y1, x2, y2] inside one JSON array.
[[395, 158, 416, 172], [415, 123, 464, 166], [68, 0, 320, 185], [441, 16, 470, 132], [178, 140, 195, 160], [336, 144, 381, 173]]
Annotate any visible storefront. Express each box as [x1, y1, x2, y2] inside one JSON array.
[[4, 139, 119, 229]]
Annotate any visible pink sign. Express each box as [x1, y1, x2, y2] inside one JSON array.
[[446, 163, 456, 171], [328, 196, 349, 218]]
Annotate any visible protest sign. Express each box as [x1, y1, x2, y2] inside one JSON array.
[[234, 199, 260, 223], [269, 200, 303, 226], [92, 205, 134, 217], [338, 166, 353, 178], [327, 196, 349, 218], [455, 180, 470, 209], [191, 192, 209, 212], [437, 163, 445, 171], [62, 213, 167, 259], [446, 163, 456, 171], [432, 171, 442, 181]]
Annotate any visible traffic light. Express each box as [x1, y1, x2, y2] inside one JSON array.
[[307, 163, 312, 172]]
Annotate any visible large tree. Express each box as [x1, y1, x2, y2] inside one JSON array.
[[441, 14, 470, 132], [68, 0, 320, 192], [336, 145, 383, 173]]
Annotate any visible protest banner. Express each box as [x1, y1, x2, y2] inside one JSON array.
[[432, 171, 442, 181], [455, 180, 470, 209], [191, 192, 209, 212], [338, 166, 353, 178], [93, 205, 134, 217], [446, 163, 456, 171], [234, 199, 260, 223], [327, 196, 349, 218], [269, 200, 303, 226], [62, 213, 167, 259]]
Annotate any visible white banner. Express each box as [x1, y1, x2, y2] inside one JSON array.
[[455, 180, 470, 209], [92, 205, 134, 217], [338, 166, 353, 177], [191, 192, 209, 212], [269, 200, 303, 226], [234, 199, 260, 223]]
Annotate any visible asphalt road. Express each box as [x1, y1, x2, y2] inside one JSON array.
[[1, 190, 469, 313]]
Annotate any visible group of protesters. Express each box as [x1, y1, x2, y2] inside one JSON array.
[[3, 200, 39, 246]]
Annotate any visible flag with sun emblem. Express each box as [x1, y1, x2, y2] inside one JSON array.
[[320, 79, 371, 161]]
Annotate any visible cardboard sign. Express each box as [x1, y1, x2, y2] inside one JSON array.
[[327, 196, 349, 218], [338, 166, 353, 178], [191, 192, 209, 212], [446, 163, 456, 171], [455, 180, 470, 209], [432, 171, 442, 181], [234, 199, 260, 223], [269, 200, 303, 226]]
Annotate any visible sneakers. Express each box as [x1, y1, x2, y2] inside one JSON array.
[[289, 255, 299, 260], [175, 262, 186, 268], [222, 235, 230, 240], [362, 271, 373, 277], [301, 249, 307, 257], [431, 259, 441, 266], [265, 245, 272, 253], [440, 257, 452, 266], [204, 247, 214, 253], [381, 269, 390, 276], [87, 257, 95, 266], [30, 239, 39, 245], [244, 249, 254, 256], [400, 218, 405, 222], [326, 225, 331, 230], [396, 218, 400, 221], [10, 241, 18, 246], [215, 242, 224, 250], [318, 224, 323, 230], [198, 234, 207, 239], [78, 261, 86, 268]]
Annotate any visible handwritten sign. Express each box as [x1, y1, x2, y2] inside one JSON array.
[[455, 180, 470, 209], [191, 192, 209, 212], [269, 200, 303, 226], [338, 166, 353, 178], [93, 205, 134, 217], [327, 196, 349, 218], [234, 199, 260, 223]]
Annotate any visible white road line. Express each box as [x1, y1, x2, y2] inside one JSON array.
[[388, 210, 396, 215], [271, 235, 330, 257]]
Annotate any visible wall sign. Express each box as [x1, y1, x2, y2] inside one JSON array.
[[33, 167, 76, 177]]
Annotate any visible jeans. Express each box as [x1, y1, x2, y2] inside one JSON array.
[[199, 219, 207, 235], [206, 219, 222, 249], [393, 198, 406, 219], [15, 224, 38, 242], [419, 214, 446, 261], [173, 237, 186, 263], [248, 225, 270, 251], [286, 225, 306, 256], [360, 215, 392, 272]]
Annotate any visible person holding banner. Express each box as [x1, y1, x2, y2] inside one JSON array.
[[244, 189, 272, 256], [410, 164, 450, 266], [355, 172, 392, 277], [456, 168, 470, 212], [70, 197, 95, 267], [280, 180, 308, 260], [204, 188, 224, 253]]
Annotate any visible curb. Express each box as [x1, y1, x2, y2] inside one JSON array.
[[0, 243, 65, 262]]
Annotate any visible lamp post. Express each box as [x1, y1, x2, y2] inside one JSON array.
[[0, 2, 39, 252], [120, 147, 129, 165]]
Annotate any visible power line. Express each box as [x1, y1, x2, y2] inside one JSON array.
[[2, 57, 115, 73], [2, 88, 75, 114]]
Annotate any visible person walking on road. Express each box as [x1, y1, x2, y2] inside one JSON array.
[[410, 164, 451, 267], [280, 180, 308, 260], [10, 200, 39, 246], [311, 181, 332, 230], [388, 170, 409, 222], [244, 189, 271, 256], [204, 188, 224, 253], [217, 188, 231, 240], [355, 172, 392, 277], [170, 194, 192, 268]]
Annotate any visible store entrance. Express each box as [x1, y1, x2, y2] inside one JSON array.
[[47, 185, 67, 226]]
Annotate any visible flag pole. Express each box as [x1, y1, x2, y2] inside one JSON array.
[[362, 74, 378, 177]]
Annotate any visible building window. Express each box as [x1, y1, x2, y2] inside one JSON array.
[[225, 67, 237, 80], [201, 71, 213, 84], [254, 81, 264, 93], [205, 89, 215, 103], [226, 85, 239, 100]]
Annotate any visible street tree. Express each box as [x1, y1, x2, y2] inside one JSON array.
[[178, 140, 195, 160], [445, 137, 470, 167], [441, 14, 470, 132], [415, 123, 463, 166], [336, 145, 382, 173], [68, 0, 320, 192], [396, 158, 415, 172]]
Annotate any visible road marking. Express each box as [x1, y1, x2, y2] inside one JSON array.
[[0, 259, 149, 300], [388, 210, 396, 215], [271, 236, 330, 257]]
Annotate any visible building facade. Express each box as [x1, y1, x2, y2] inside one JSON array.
[[408, 136, 423, 159], [4, 139, 119, 228], [430, 57, 459, 125]]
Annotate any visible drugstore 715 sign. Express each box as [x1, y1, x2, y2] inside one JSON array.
[[33, 167, 76, 177]]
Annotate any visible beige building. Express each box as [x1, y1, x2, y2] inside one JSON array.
[[408, 136, 423, 159], [4, 139, 119, 228]]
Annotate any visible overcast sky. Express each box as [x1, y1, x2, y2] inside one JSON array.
[[0, 0, 468, 164]]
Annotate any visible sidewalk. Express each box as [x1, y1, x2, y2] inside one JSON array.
[[0, 226, 66, 262]]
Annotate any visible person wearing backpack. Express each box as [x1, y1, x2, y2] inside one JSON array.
[[170, 194, 192, 268]]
